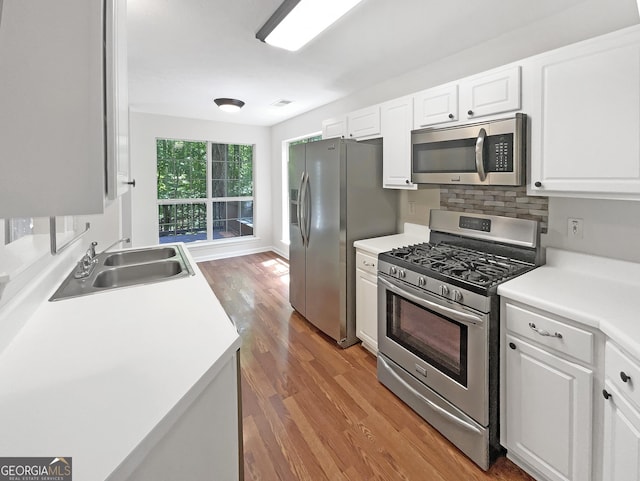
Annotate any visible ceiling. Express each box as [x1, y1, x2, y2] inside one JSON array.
[[126, 0, 609, 126]]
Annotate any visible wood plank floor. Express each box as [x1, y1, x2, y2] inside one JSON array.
[[199, 252, 535, 481]]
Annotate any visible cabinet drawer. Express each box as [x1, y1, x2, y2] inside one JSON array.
[[356, 251, 378, 275], [606, 342, 640, 411], [505, 303, 594, 364]]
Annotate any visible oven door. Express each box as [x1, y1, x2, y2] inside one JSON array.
[[377, 274, 490, 425]]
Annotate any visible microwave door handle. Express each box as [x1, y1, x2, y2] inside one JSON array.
[[475, 128, 487, 182], [378, 276, 483, 326]]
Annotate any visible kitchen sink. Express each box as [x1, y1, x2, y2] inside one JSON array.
[[103, 247, 177, 266], [93, 261, 183, 288], [49, 245, 195, 301]]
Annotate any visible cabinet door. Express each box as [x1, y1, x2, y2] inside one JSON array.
[[505, 335, 593, 481], [355, 267, 378, 354], [381, 96, 417, 189], [602, 382, 640, 481], [528, 29, 640, 197], [0, 0, 106, 217], [105, 0, 130, 200], [413, 84, 458, 128], [322, 116, 347, 139], [347, 105, 381, 139], [460, 66, 521, 120]]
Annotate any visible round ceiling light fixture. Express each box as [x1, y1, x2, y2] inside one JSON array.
[[214, 98, 245, 113]]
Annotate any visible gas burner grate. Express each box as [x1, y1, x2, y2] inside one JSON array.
[[386, 241, 533, 288]]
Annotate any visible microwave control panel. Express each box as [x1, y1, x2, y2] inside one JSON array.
[[486, 134, 513, 172]]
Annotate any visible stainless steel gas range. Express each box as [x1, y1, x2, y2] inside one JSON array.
[[377, 209, 542, 470]]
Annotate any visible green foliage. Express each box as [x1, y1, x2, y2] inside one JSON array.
[[157, 139, 207, 199]]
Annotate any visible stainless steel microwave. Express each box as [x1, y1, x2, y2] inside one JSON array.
[[411, 113, 526, 186]]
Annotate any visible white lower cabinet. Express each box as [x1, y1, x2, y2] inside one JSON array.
[[602, 341, 640, 481], [502, 301, 595, 481], [602, 382, 640, 481], [355, 250, 379, 354]]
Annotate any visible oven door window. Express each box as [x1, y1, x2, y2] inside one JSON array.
[[386, 290, 468, 387]]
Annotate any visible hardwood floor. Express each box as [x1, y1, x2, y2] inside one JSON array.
[[199, 252, 535, 481]]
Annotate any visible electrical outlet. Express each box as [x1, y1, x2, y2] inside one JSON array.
[[567, 218, 584, 239]]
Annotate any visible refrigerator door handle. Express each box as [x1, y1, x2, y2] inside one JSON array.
[[297, 172, 306, 246], [304, 172, 311, 245]]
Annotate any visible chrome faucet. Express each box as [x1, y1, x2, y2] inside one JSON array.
[[75, 242, 99, 279], [73, 238, 130, 279]]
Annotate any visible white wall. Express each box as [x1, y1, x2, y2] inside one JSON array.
[[129, 112, 273, 261], [544, 197, 640, 263], [269, 0, 637, 260]]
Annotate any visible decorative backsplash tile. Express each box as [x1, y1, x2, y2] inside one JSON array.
[[439, 186, 548, 233]]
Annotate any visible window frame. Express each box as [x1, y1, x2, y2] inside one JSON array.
[[156, 138, 255, 244]]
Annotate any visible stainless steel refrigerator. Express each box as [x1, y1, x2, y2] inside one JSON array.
[[289, 138, 398, 348]]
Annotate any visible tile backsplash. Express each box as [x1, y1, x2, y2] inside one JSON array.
[[439, 186, 548, 233]]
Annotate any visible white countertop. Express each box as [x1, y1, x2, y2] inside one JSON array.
[[498, 247, 640, 358], [0, 245, 241, 480], [354, 223, 430, 255]]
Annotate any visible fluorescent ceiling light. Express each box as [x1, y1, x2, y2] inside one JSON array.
[[256, 0, 364, 52]]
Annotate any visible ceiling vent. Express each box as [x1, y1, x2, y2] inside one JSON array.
[[271, 99, 293, 107]]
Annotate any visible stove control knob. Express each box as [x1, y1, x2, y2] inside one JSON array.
[[390, 266, 397, 275], [418, 276, 426, 287], [452, 290, 463, 302], [439, 285, 449, 296], [399, 269, 406, 279]]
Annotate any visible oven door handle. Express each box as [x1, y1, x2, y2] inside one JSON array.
[[378, 277, 483, 326], [379, 355, 484, 436]]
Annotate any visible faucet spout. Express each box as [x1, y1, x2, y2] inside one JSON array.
[[102, 237, 131, 253]]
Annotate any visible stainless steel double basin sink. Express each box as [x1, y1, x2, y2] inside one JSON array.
[[50, 245, 195, 301]]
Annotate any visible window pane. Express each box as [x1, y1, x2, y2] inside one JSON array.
[[211, 161, 225, 179], [158, 203, 207, 243], [212, 201, 226, 220], [212, 180, 226, 197], [157, 139, 207, 200], [211, 143, 253, 198], [211, 201, 253, 239]]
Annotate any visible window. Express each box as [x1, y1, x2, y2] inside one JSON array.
[[157, 139, 254, 244]]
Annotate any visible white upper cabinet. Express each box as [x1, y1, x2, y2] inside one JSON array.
[[381, 96, 417, 189], [105, 0, 131, 201], [413, 84, 459, 128], [527, 26, 640, 198], [460, 66, 521, 121], [322, 116, 347, 139], [347, 105, 381, 140], [322, 106, 382, 140], [413, 66, 520, 129], [0, 0, 129, 217]]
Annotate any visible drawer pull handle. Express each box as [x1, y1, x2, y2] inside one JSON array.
[[362, 261, 375, 267], [602, 389, 612, 400], [528, 322, 563, 339], [620, 371, 632, 383]]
